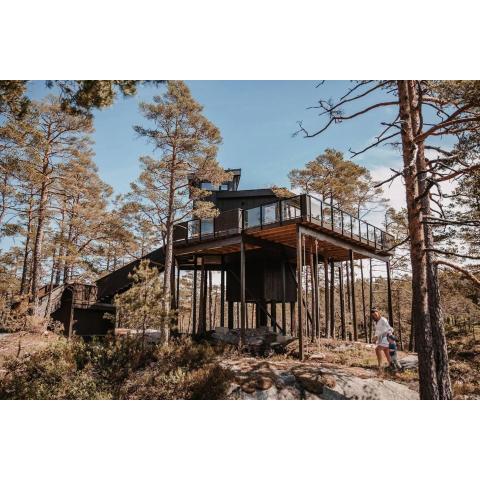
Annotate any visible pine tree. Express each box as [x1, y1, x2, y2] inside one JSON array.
[[131, 81, 230, 343], [288, 148, 386, 215], [113, 260, 171, 346]]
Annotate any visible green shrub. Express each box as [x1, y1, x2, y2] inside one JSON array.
[[0, 337, 232, 400]]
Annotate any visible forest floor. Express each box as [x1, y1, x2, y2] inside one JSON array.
[[0, 330, 477, 399], [0, 331, 58, 368]]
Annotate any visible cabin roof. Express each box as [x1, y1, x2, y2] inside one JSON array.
[[211, 188, 276, 199]]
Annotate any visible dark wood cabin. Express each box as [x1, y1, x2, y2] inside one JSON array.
[[43, 168, 394, 359]]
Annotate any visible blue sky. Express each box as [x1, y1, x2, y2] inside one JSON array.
[[28, 81, 403, 198]]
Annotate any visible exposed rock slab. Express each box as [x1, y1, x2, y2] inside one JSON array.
[[221, 357, 419, 400]]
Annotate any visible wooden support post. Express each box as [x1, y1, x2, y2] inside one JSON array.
[[303, 235, 308, 339], [176, 261, 180, 310], [314, 241, 320, 339], [349, 249, 358, 341], [208, 270, 213, 330], [359, 258, 367, 342], [220, 256, 225, 328], [192, 255, 198, 334], [297, 228, 304, 360], [369, 258, 373, 343], [330, 260, 335, 339], [324, 258, 330, 338], [309, 251, 316, 341], [271, 301, 277, 332], [281, 261, 286, 334], [386, 260, 394, 329], [290, 301, 295, 336], [339, 265, 346, 340], [240, 237, 246, 346], [203, 264, 208, 331], [198, 257, 207, 333], [395, 287, 404, 350], [228, 300, 234, 329]]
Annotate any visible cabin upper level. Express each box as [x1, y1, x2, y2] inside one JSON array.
[[173, 193, 395, 260], [190, 168, 279, 213]]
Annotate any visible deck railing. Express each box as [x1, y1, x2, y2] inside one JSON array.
[[173, 194, 394, 251]]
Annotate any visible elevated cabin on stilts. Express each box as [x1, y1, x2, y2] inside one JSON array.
[[42, 168, 395, 360], [173, 170, 395, 359]]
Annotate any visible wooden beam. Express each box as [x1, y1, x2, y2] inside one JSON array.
[[298, 225, 390, 262], [175, 235, 241, 256]]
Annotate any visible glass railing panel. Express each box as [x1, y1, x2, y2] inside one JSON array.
[[344, 213, 352, 235], [244, 206, 261, 228], [351, 217, 359, 238], [332, 208, 342, 231], [201, 218, 214, 237], [281, 198, 301, 220], [310, 196, 322, 221], [262, 202, 279, 225], [322, 205, 332, 226], [188, 220, 200, 240]]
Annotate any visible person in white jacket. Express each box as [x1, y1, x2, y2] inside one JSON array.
[[371, 307, 393, 369]]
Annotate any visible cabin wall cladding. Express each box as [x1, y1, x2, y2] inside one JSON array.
[[72, 308, 114, 336], [213, 195, 278, 212], [226, 251, 296, 303]]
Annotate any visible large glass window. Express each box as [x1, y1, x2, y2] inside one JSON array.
[[200, 182, 213, 190]]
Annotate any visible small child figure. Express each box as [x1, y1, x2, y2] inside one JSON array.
[[387, 333, 402, 371]]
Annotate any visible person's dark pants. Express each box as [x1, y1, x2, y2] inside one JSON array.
[[390, 351, 402, 370]]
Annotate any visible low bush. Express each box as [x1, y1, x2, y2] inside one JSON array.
[[0, 337, 233, 400]]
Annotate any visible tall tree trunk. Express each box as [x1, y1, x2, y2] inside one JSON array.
[[55, 200, 67, 285], [162, 157, 177, 344], [19, 190, 34, 295], [409, 82, 452, 399], [397, 80, 438, 399], [31, 178, 49, 315]]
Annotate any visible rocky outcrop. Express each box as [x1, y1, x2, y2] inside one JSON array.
[[221, 357, 419, 400]]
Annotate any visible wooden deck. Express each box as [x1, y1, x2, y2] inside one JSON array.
[[173, 194, 394, 262]]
